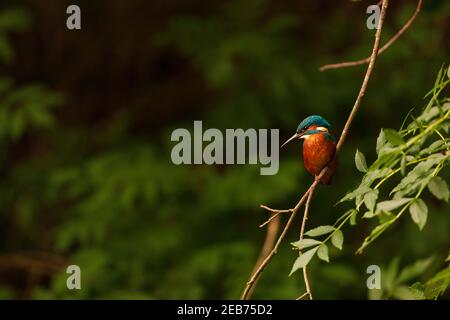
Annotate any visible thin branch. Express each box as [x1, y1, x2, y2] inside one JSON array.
[[300, 189, 316, 300], [259, 212, 280, 228], [300, 189, 314, 241], [336, 0, 389, 152], [259, 205, 292, 228], [240, 0, 389, 300], [240, 185, 316, 300], [296, 292, 309, 300], [246, 213, 281, 299], [259, 205, 292, 213], [319, 0, 421, 71]]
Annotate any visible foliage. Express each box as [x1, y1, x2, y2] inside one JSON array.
[[347, 66, 450, 253], [0, 8, 62, 142], [0, 8, 30, 62], [0, 0, 449, 300], [368, 256, 434, 300], [289, 66, 450, 299]]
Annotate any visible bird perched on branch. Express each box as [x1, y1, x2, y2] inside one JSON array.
[[281, 115, 337, 185]]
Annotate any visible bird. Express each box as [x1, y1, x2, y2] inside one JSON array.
[[281, 115, 337, 185]]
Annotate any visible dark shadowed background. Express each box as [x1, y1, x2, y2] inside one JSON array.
[[0, 0, 449, 299]]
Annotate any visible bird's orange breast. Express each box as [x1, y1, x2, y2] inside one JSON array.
[[302, 133, 337, 184]]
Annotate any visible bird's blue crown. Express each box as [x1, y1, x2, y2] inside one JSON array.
[[296, 115, 332, 133]]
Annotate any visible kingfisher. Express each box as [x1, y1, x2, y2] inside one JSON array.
[[281, 115, 337, 185]]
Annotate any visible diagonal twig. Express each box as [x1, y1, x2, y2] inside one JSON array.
[[300, 189, 316, 299], [240, 185, 316, 300], [241, 0, 389, 300], [320, 0, 421, 71], [259, 205, 292, 228], [246, 212, 281, 299]]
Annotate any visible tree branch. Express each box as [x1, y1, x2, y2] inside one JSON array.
[[240, 0, 389, 300], [300, 189, 315, 300], [319, 0, 421, 71], [336, 0, 389, 151], [258, 205, 292, 228], [245, 213, 281, 299], [240, 184, 316, 300]]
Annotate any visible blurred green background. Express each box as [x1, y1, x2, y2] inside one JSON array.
[[0, 0, 449, 299]]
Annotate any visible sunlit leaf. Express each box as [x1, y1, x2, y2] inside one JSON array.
[[289, 247, 318, 276], [331, 230, 344, 250], [409, 199, 428, 230], [400, 153, 407, 176], [317, 244, 329, 263], [363, 211, 376, 219], [376, 129, 386, 156], [364, 189, 378, 212], [304, 225, 335, 237], [427, 176, 449, 202], [392, 155, 444, 196], [338, 185, 372, 204], [350, 209, 358, 226], [384, 129, 405, 146], [355, 149, 368, 173], [376, 198, 412, 213], [291, 238, 321, 250]]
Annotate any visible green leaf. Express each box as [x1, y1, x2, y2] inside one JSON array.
[[377, 211, 395, 224], [357, 220, 394, 254], [385, 257, 400, 290], [427, 176, 449, 202], [364, 189, 378, 212], [363, 211, 376, 219], [392, 155, 445, 197], [317, 244, 329, 263], [362, 168, 393, 185], [338, 185, 372, 204], [355, 149, 368, 173], [398, 257, 434, 283], [289, 247, 318, 276], [424, 266, 450, 299], [371, 147, 401, 170], [304, 225, 335, 237], [400, 153, 407, 176], [350, 209, 357, 226], [392, 286, 416, 300], [376, 198, 412, 213], [376, 129, 386, 155], [384, 129, 405, 146], [291, 238, 321, 250], [331, 230, 344, 250], [409, 199, 428, 230], [420, 140, 445, 156], [416, 106, 442, 123], [409, 282, 426, 300]]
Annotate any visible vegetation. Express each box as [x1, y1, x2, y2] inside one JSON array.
[[290, 66, 450, 300], [0, 0, 448, 299]]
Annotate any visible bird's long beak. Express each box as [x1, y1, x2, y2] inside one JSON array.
[[281, 133, 301, 148]]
